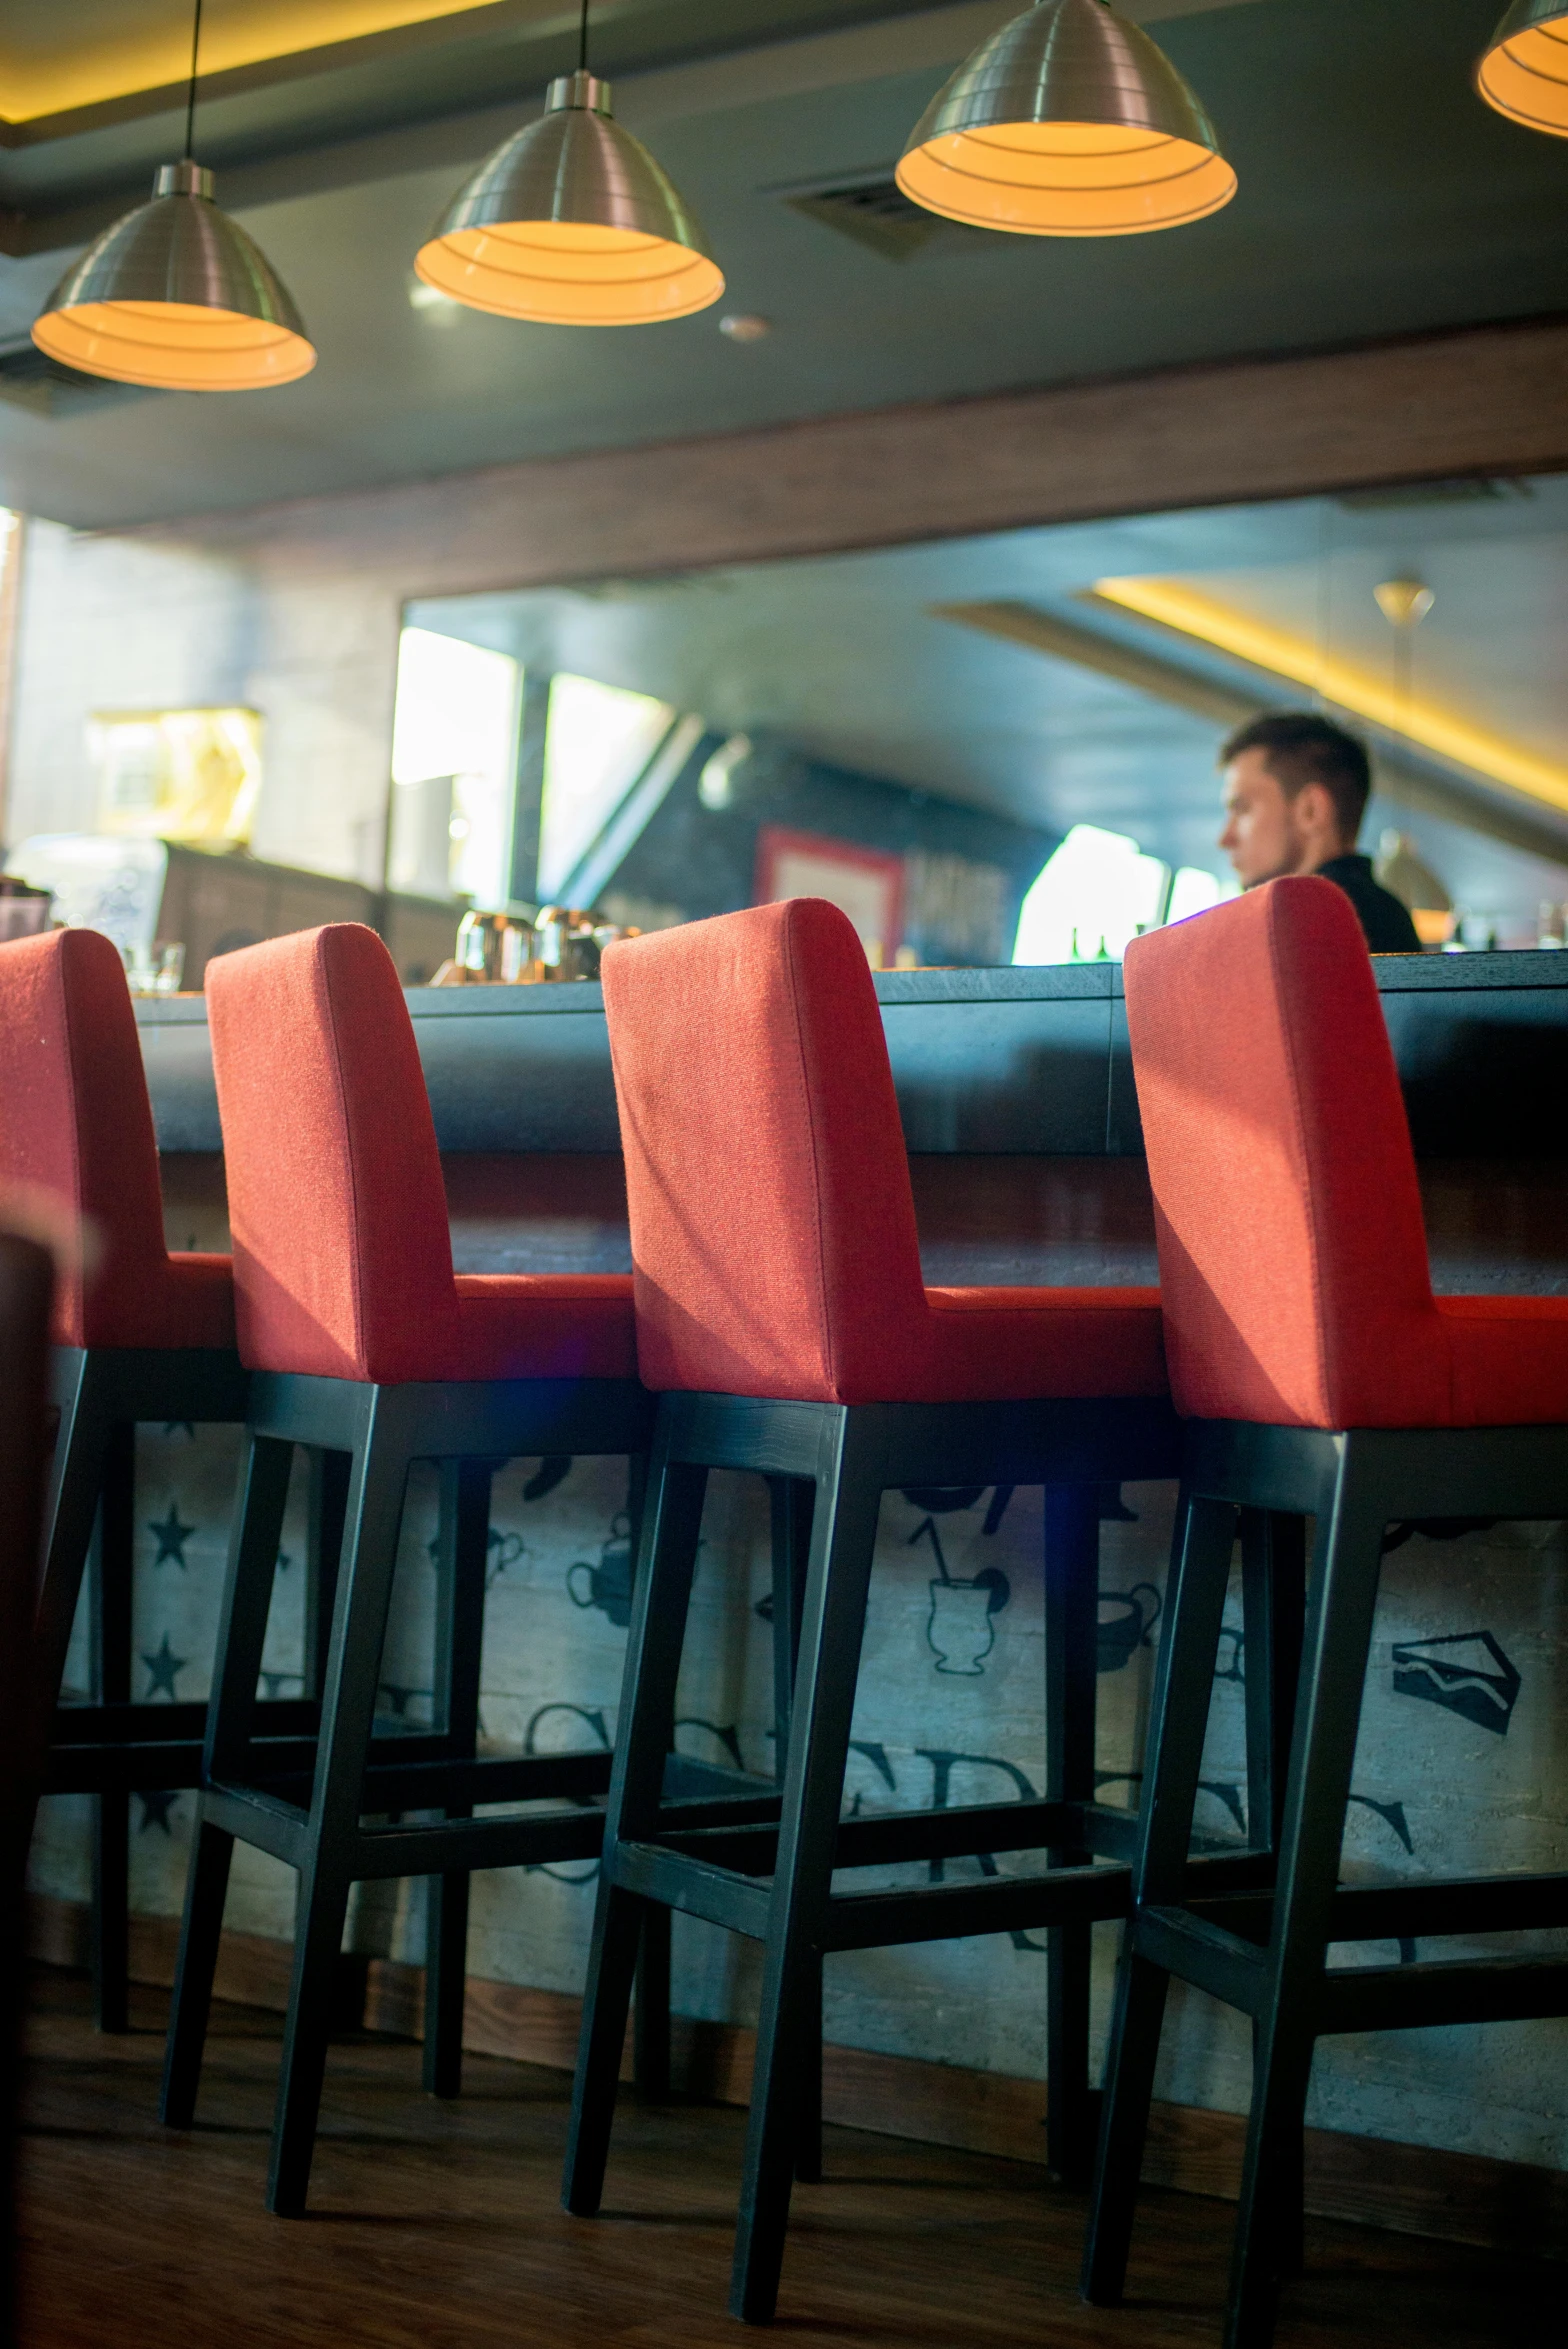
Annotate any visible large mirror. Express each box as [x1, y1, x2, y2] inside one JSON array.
[[391, 468, 1568, 971]]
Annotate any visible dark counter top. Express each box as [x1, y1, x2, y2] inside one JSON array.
[[136, 950, 1568, 1161]]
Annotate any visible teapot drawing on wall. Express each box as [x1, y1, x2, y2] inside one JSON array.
[[567, 1513, 634, 1627], [1097, 1582, 1162, 1674]]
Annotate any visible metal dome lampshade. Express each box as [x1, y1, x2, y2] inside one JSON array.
[[897, 0, 1236, 235], [1477, 0, 1568, 133], [32, 160, 315, 391], [415, 70, 723, 324]]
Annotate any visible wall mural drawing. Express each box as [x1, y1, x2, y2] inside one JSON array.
[[148, 1501, 196, 1566], [1392, 1629, 1522, 1734], [914, 1515, 1011, 1676], [568, 1515, 635, 1625], [522, 1456, 574, 1503], [141, 1631, 186, 1700], [1098, 1583, 1162, 1674], [24, 1440, 1566, 2177]]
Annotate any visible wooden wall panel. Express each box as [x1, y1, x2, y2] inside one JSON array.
[[175, 314, 1568, 597]]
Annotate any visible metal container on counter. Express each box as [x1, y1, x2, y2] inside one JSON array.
[[534, 907, 641, 980], [454, 908, 536, 983], [444, 904, 639, 985]]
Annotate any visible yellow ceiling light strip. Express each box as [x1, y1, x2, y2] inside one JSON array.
[[1090, 575, 1568, 818], [0, 1, 502, 123]]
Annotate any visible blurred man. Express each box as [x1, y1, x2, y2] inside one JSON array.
[[1218, 712, 1419, 953]]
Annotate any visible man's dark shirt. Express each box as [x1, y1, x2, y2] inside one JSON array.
[[1314, 853, 1422, 954]]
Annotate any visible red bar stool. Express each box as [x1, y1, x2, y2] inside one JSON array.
[[1083, 877, 1568, 2349], [562, 898, 1186, 2322], [158, 922, 655, 2214], [0, 927, 254, 2031]]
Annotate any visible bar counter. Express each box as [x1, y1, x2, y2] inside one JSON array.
[[138, 950, 1568, 1296]]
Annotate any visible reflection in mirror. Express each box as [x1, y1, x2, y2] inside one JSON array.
[[389, 626, 521, 905], [539, 673, 676, 904], [398, 468, 1568, 965]]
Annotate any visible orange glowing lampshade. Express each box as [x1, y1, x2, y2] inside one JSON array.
[[415, 72, 723, 325], [31, 161, 315, 392], [1477, 1, 1568, 134], [897, 0, 1235, 236]]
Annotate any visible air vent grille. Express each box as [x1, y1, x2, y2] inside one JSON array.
[[1336, 477, 1534, 512], [777, 171, 988, 261]]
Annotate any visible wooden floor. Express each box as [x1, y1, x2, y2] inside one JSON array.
[[16, 1970, 1555, 2348]]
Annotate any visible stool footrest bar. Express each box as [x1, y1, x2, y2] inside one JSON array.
[[823, 1863, 1130, 1953], [612, 1840, 774, 1936], [205, 1784, 309, 1866], [239, 1749, 612, 1812], [52, 1697, 321, 1743], [654, 1796, 1091, 1876], [1135, 1904, 1270, 2014], [1315, 1955, 1568, 2034], [1189, 1870, 1568, 1945], [350, 1808, 604, 1879]]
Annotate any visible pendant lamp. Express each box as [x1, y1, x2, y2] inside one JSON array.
[[415, 0, 722, 325], [31, 3, 314, 391], [897, 0, 1236, 236], [1477, 1, 1568, 134]]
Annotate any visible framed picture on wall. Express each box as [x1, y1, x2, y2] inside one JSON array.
[[754, 825, 905, 966], [89, 707, 263, 846]]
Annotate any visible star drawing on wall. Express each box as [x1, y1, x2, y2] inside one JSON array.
[[147, 1501, 197, 1567], [142, 1633, 188, 1700]]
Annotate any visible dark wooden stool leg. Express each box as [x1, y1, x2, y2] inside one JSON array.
[[1044, 1482, 1100, 2185], [1223, 1465, 1386, 2349], [1239, 1510, 1307, 1861], [269, 1403, 412, 2215], [90, 1423, 135, 2034], [633, 1906, 672, 2097], [730, 1413, 884, 2325], [26, 1357, 111, 1956], [564, 1442, 709, 2217], [303, 1449, 351, 1702], [1238, 1509, 1309, 2281], [424, 1459, 489, 2099], [767, 1475, 821, 2182], [792, 1951, 825, 2187], [1083, 1490, 1238, 2305], [629, 1451, 672, 2101], [34, 1354, 110, 1716], [163, 1435, 295, 2126], [161, 1821, 236, 2121], [767, 1477, 812, 1771]]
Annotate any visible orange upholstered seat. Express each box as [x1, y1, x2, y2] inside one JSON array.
[[601, 895, 1165, 1405], [0, 926, 232, 1352], [1123, 875, 1568, 1428], [205, 922, 634, 1385]]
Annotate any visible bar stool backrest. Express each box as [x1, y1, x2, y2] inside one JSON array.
[[601, 897, 929, 1403], [0, 928, 174, 1348], [1123, 876, 1448, 1429], [207, 923, 460, 1382]]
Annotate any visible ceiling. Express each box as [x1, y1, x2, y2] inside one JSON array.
[[1, 0, 1566, 528], [408, 472, 1568, 927]]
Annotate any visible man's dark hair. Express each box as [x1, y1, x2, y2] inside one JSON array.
[[1220, 712, 1371, 848]]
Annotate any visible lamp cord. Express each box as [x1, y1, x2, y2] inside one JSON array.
[[184, 0, 203, 160], [578, 0, 590, 74]]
